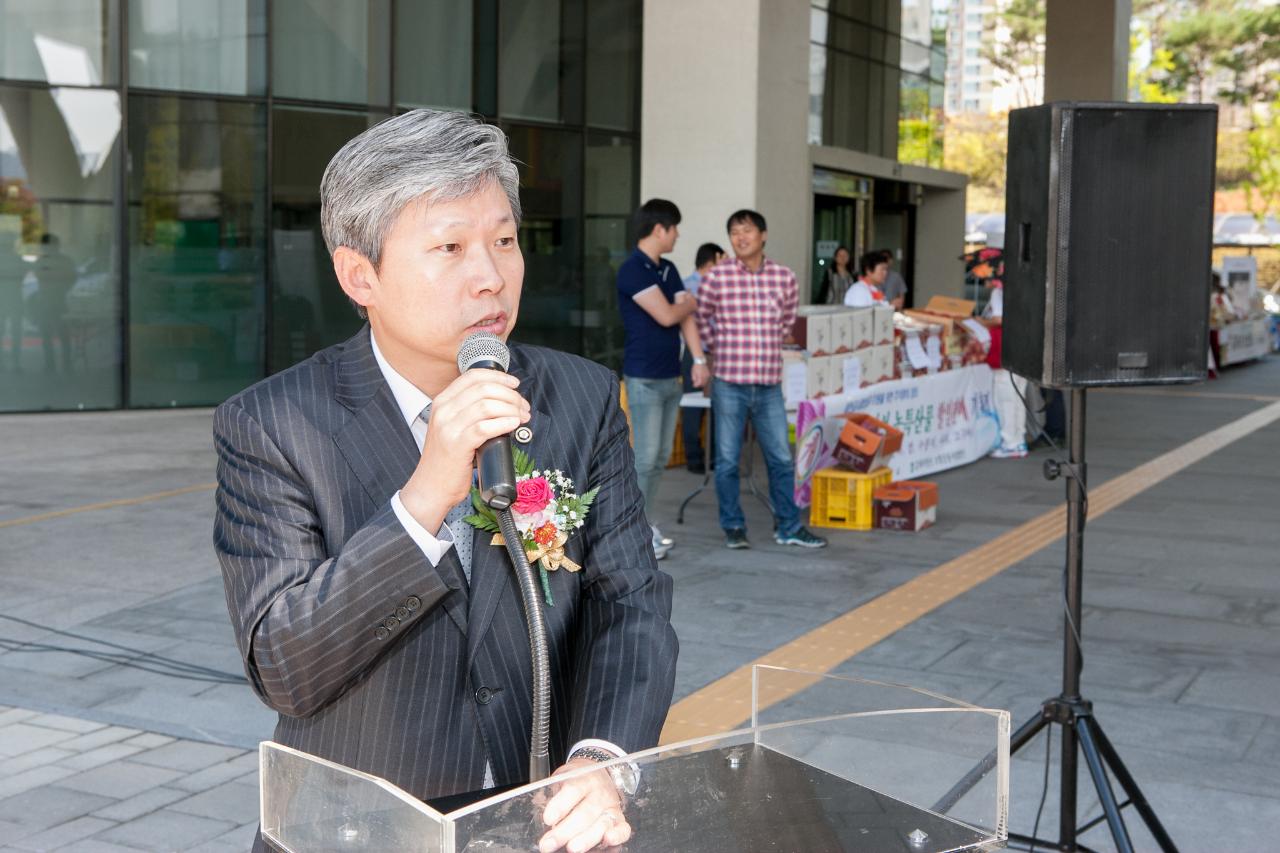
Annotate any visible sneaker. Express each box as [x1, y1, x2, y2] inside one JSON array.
[[775, 526, 828, 549], [989, 443, 1029, 459], [725, 529, 751, 550], [651, 525, 674, 549], [653, 543, 671, 560]]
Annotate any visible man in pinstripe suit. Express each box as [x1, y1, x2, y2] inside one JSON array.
[[214, 110, 678, 852]]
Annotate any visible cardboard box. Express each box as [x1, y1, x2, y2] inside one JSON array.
[[830, 310, 855, 353], [873, 481, 939, 531], [871, 304, 894, 345], [865, 345, 895, 385], [821, 355, 844, 396], [806, 354, 828, 398], [905, 297, 976, 358], [921, 296, 976, 318], [836, 354, 863, 391], [792, 309, 834, 355], [833, 413, 904, 473], [850, 307, 874, 350], [896, 327, 945, 377]]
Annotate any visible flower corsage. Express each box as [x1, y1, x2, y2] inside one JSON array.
[[464, 447, 598, 605]]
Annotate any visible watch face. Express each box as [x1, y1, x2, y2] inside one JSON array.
[[608, 764, 639, 796]]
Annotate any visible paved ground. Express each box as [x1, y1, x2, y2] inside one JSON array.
[[0, 355, 1277, 851]]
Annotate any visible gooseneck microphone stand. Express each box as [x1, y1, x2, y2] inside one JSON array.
[[493, 502, 552, 783], [479, 455, 551, 784], [935, 389, 1178, 852]]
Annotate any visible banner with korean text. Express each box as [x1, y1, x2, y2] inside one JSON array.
[[793, 365, 999, 507]]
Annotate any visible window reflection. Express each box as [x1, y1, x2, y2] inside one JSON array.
[[127, 96, 265, 407], [0, 1, 641, 410], [395, 0, 471, 110], [506, 124, 581, 354], [809, 1, 945, 167], [270, 106, 381, 373], [585, 0, 639, 130], [582, 133, 634, 369], [0, 0, 117, 86], [128, 0, 267, 96], [499, 0, 563, 122], [272, 0, 389, 106], [0, 85, 121, 410]]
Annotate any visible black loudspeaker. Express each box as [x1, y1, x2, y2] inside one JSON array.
[[1003, 102, 1218, 387]]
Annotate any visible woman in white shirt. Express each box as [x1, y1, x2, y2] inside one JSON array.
[[843, 251, 888, 308]]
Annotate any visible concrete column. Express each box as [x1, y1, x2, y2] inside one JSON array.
[[640, 0, 810, 278], [913, 185, 968, 307], [1044, 0, 1131, 102]]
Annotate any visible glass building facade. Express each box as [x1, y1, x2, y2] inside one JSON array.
[[0, 0, 640, 411], [808, 0, 946, 168]]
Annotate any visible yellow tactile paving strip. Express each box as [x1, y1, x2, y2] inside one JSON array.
[[0, 483, 217, 529], [661, 398, 1280, 744]]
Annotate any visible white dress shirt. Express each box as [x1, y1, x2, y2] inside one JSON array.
[[372, 332, 464, 566]]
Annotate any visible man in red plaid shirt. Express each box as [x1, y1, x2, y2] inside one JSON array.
[[695, 210, 827, 550]]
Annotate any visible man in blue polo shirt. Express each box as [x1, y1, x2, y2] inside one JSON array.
[[617, 199, 709, 559]]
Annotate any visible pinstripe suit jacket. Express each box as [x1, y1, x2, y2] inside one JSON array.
[[214, 326, 678, 806]]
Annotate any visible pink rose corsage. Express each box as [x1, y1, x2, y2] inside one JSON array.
[[464, 447, 598, 605]]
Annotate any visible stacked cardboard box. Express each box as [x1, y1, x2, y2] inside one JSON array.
[[785, 306, 896, 405], [902, 296, 990, 370]]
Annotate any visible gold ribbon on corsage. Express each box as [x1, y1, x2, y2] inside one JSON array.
[[490, 532, 582, 573]]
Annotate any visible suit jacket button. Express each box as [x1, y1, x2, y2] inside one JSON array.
[[374, 626, 390, 640], [383, 616, 399, 630], [405, 596, 422, 611], [394, 606, 409, 620], [475, 687, 493, 705]]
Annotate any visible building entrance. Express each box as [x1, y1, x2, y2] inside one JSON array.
[[811, 168, 872, 305]]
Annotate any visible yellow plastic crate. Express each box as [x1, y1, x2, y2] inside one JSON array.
[[809, 466, 893, 531]]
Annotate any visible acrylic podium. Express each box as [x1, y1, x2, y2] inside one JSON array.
[[260, 666, 1009, 852]]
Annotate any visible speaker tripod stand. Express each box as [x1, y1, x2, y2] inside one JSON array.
[[937, 388, 1178, 853]]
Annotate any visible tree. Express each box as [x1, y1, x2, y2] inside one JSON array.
[[1243, 102, 1280, 223], [943, 113, 1008, 211], [1213, 7, 1280, 110], [1161, 10, 1229, 102], [1129, 25, 1181, 103], [981, 0, 1045, 109]]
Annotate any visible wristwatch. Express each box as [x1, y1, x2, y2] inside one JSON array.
[[692, 357, 707, 365], [569, 746, 640, 797]]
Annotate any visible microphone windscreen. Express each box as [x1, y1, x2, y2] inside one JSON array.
[[457, 333, 511, 374]]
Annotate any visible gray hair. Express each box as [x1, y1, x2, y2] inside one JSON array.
[[321, 110, 522, 316]]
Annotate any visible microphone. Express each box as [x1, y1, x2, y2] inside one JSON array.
[[457, 333, 518, 510]]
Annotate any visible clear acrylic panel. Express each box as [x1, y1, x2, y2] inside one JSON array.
[[261, 743, 447, 853], [751, 665, 1010, 850], [261, 666, 1008, 852]]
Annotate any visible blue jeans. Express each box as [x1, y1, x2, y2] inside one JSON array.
[[624, 375, 683, 522], [711, 380, 800, 536]]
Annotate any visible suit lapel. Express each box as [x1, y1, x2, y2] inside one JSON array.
[[467, 349, 554, 664], [332, 327, 469, 633]]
